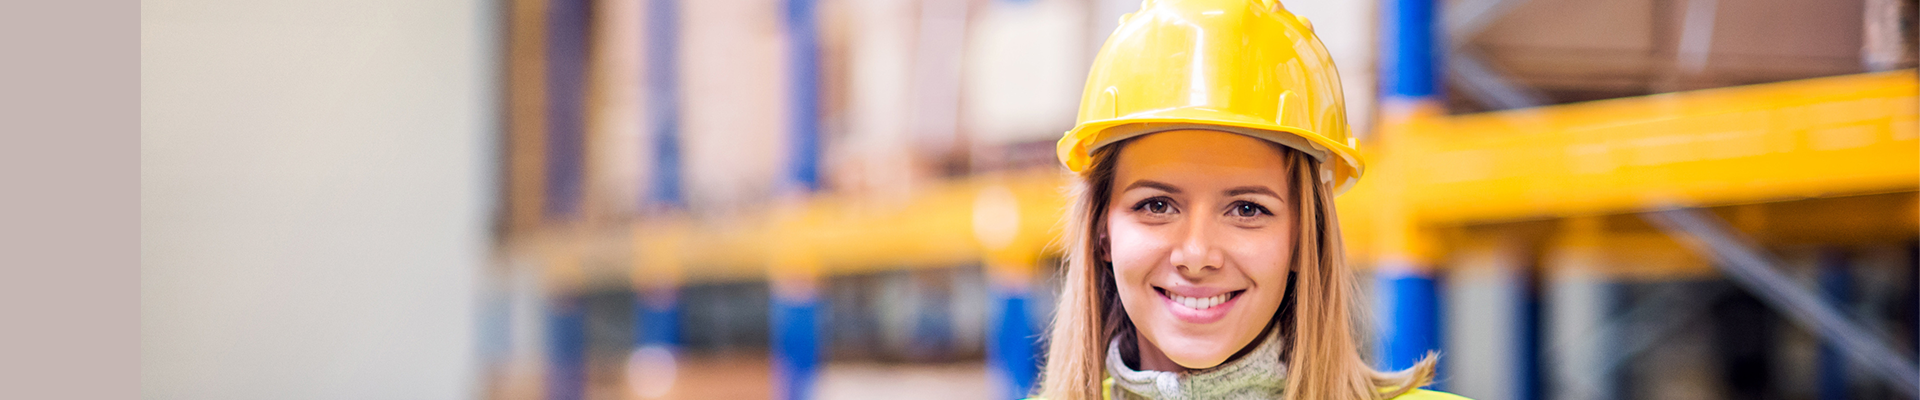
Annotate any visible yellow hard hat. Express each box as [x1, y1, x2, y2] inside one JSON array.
[[1056, 0, 1364, 194]]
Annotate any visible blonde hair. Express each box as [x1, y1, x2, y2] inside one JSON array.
[[1037, 138, 1436, 400]]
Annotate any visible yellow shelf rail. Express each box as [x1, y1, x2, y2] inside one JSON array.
[[530, 71, 1917, 284]]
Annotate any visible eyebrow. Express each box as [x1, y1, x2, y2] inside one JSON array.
[[1122, 180, 1182, 194], [1225, 186, 1282, 199]]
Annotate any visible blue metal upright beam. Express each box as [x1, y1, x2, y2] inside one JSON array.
[[989, 289, 1040, 399], [1518, 263, 1544, 400], [784, 0, 822, 192], [646, 0, 684, 209], [547, 297, 587, 400], [1378, 269, 1440, 373], [1382, 0, 1440, 101], [636, 292, 681, 347], [545, 0, 590, 218], [1377, 0, 1444, 385], [772, 1, 825, 399], [1817, 250, 1853, 400], [772, 296, 822, 400], [637, 4, 685, 395]]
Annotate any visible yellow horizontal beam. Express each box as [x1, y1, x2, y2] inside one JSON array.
[[603, 71, 1919, 283], [1391, 70, 1918, 224], [632, 172, 1069, 284]]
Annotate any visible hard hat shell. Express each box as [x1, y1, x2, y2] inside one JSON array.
[[1057, 0, 1364, 194]]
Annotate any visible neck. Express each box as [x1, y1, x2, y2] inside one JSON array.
[[1132, 332, 1187, 372], [1107, 326, 1290, 400]]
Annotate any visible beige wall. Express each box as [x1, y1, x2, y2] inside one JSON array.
[[680, 0, 790, 206], [141, 0, 498, 398]]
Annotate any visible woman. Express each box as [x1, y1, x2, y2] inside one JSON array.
[[1037, 1, 1462, 399]]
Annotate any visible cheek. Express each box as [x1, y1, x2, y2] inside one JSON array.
[[1223, 228, 1294, 277], [1104, 218, 1170, 299], [1104, 218, 1168, 277], [1224, 229, 1295, 311]]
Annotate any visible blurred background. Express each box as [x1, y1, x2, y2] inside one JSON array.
[[141, 0, 1919, 399]]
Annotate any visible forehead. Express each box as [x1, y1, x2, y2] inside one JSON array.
[[1113, 130, 1292, 184]]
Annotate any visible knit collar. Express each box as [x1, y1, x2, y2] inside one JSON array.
[[1105, 329, 1287, 400]]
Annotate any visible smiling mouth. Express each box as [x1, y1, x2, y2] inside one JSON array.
[[1155, 287, 1245, 310]]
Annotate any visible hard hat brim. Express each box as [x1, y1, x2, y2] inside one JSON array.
[[1057, 107, 1365, 194]]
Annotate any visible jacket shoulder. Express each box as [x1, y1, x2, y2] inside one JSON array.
[[1026, 387, 1471, 400], [1036, 388, 1466, 398], [1391, 389, 1473, 400]]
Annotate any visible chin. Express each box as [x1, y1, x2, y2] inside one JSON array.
[[1157, 330, 1246, 369]]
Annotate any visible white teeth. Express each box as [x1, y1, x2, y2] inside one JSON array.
[[1168, 292, 1233, 310]]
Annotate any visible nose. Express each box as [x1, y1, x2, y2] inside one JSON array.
[[1169, 219, 1225, 274]]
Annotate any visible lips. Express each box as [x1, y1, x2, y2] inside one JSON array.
[[1155, 286, 1245, 324]]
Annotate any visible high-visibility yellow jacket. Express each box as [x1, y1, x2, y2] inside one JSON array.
[[1055, 378, 1476, 400], [1388, 390, 1472, 400]]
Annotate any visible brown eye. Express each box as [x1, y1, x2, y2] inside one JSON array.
[[1133, 197, 1176, 215], [1145, 200, 1172, 214], [1230, 202, 1270, 218]]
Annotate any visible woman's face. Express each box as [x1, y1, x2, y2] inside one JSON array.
[[1105, 129, 1296, 370]]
